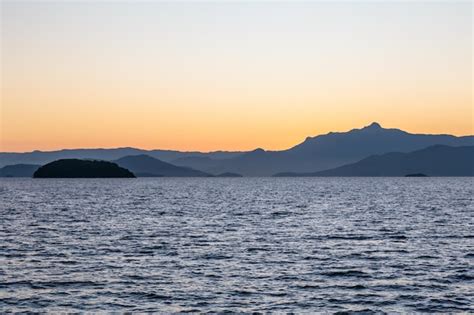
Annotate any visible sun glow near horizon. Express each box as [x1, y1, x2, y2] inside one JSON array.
[[1, 1, 472, 153]]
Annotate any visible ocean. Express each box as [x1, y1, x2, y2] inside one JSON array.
[[1, 177, 473, 312]]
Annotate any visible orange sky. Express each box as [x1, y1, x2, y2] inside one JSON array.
[[1, 2, 473, 153]]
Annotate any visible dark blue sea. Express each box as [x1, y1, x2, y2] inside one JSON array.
[[1, 177, 473, 313]]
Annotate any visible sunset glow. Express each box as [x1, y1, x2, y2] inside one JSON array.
[[1, 1, 472, 152]]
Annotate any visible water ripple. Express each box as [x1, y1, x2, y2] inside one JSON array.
[[0, 177, 473, 312]]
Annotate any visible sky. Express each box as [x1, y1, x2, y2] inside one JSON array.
[[1, 1, 472, 152]]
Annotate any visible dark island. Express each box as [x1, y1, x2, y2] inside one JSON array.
[[405, 173, 428, 177], [33, 159, 135, 178]]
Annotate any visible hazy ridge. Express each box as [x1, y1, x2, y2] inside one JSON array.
[[1, 122, 473, 177]]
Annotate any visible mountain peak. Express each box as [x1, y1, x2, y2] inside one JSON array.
[[365, 122, 382, 129]]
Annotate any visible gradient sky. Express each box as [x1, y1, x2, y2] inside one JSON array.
[[1, 1, 472, 152]]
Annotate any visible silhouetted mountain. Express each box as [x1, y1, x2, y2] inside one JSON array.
[[0, 164, 40, 177], [216, 172, 243, 177], [149, 150, 242, 162], [203, 123, 474, 176], [114, 155, 212, 177], [0, 148, 243, 168], [2, 122, 473, 176], [274, 145, 474, 177], [172, 156, 219, 170], [33, 159, 135, 178]]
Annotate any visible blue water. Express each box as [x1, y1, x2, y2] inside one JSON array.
[[1, 177, 473, 312]]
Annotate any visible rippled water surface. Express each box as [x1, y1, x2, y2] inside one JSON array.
[[1, 178, 473, 313]]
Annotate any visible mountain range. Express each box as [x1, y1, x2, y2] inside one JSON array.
[[174, 122, 474, 176], [1, 122, 473, 177], [0, 148, 242, 169], [275, 145, 474, 177], [114, 155, 211, 177]]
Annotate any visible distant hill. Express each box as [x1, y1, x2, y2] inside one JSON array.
[[172, 156, 220, 170], [33, 159, 135, 178], [0, 148, 243, 168], [114, 155, 212, 177], [198, 123, 474, 176], [0, 164, 40, 177], [275, 145, 474, 177]]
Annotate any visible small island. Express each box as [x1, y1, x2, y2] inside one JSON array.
[[33, 159, 135, 178], [405, 173, 428, 177], [216, 172, 243, 177]]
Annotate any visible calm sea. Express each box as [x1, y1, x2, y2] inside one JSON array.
[[1, 177, 473, 313]]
